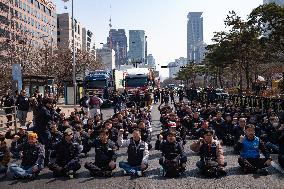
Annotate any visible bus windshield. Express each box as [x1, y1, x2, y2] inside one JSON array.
[[85, 80, 107, 89]]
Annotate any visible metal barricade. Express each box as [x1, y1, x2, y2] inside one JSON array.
[[0, 106, 18, 133]]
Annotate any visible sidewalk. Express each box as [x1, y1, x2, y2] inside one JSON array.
[[0, 105, 80, 132]]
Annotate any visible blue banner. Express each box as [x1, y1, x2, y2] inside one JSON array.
[[12, 63, 22, 92]]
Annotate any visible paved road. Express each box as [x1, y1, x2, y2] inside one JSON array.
[[1, 104, 284, 189]]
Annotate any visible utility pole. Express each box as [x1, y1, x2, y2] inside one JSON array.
[[72, 0, 77, 105], [62, 0, 76, 105]]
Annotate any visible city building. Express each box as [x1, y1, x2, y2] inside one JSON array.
[[187, 12, 204, 64], [147, 54, 156, 69], [96, 46, 116, 71], [82, 28, 94, 53], [168, 57, 187, 78], [0, 0, 57, 47], [263, 0, 284, 6], [107, 29, 127, 68], [128, 30, 146, 65], [57, 13, 83, 51]]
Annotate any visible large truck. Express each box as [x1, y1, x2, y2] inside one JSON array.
[[83, 69, 124, 99], [124, 68, 153, 96]]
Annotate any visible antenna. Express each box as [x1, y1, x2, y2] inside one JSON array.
[[109, 3, 112, 49]]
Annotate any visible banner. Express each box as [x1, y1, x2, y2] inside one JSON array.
[[12, 63, 22, 92]]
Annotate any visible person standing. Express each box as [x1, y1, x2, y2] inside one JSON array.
[[79, 93, 90, 116], [15, 90, 30, 127], [89, 92, 103, 119], [1, 91, 14, 127], [112, 91, 123, 114], [33, 97, 56, 166]]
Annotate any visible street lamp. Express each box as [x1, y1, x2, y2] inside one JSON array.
[[62, 0, 76, 105]]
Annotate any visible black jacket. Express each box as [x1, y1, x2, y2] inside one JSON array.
[[1, 95, 14, 114], [127, 139, 146, 166], [14, 142, 45, 168], [34, 105, 55, 134], [93, 139, 117, 167], [160, 140, 187, 163], [15, 95, 30, 111], [53, 139, 81, 167]]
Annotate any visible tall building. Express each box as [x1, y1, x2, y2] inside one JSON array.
[[168, 57, 187, 78], [96, 46, 115, 71], [187, 12, 204, 64], [0, 0, 57, 47], [82, 28, 94, 53], [263, 0, 284, 6], [147, 54, 156, 69], [57, 13, 83, 51], [107, 29, 127, 68], [128, 30, 146, 65]]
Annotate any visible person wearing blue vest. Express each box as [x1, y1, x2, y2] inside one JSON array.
[[236, 124, 272, 175]]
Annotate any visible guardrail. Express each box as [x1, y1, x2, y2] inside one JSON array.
[[0, 106, 18, 133]]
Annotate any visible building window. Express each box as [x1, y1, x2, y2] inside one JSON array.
[[57, 38, 60, 42]]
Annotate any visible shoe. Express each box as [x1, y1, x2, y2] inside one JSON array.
[[256, 168, 268, 176], [66, 171, 75, 179], [0, 173, 7, 179], [123, 170, 128, 175], [104, 171, 112, 177], [218, 169, 227, 176], [129, 169, 136, 176], [136, 171, 142, 177], [13, 175, 20, 180]]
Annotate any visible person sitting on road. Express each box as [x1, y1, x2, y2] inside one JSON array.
[[190, 129, 227, 177], [0, 133, 10, 178], [233, 117, 246, 154], [236, 124, 272, 175], [9, 132, 45, 179], [155, 121, 183, 150], [117, 128, 149, 177], [158, 131, 187, 177], [6, 126, 28, 159], [137, 120, 152, 150], [48, 128, 81, 178], [277, 111, 284, 168], [84, 129, 117, 177]]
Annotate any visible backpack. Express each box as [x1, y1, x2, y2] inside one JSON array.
[[163, 153, 181, 177]]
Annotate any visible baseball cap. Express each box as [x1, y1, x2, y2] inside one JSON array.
[[167, 121, 176, 128]]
